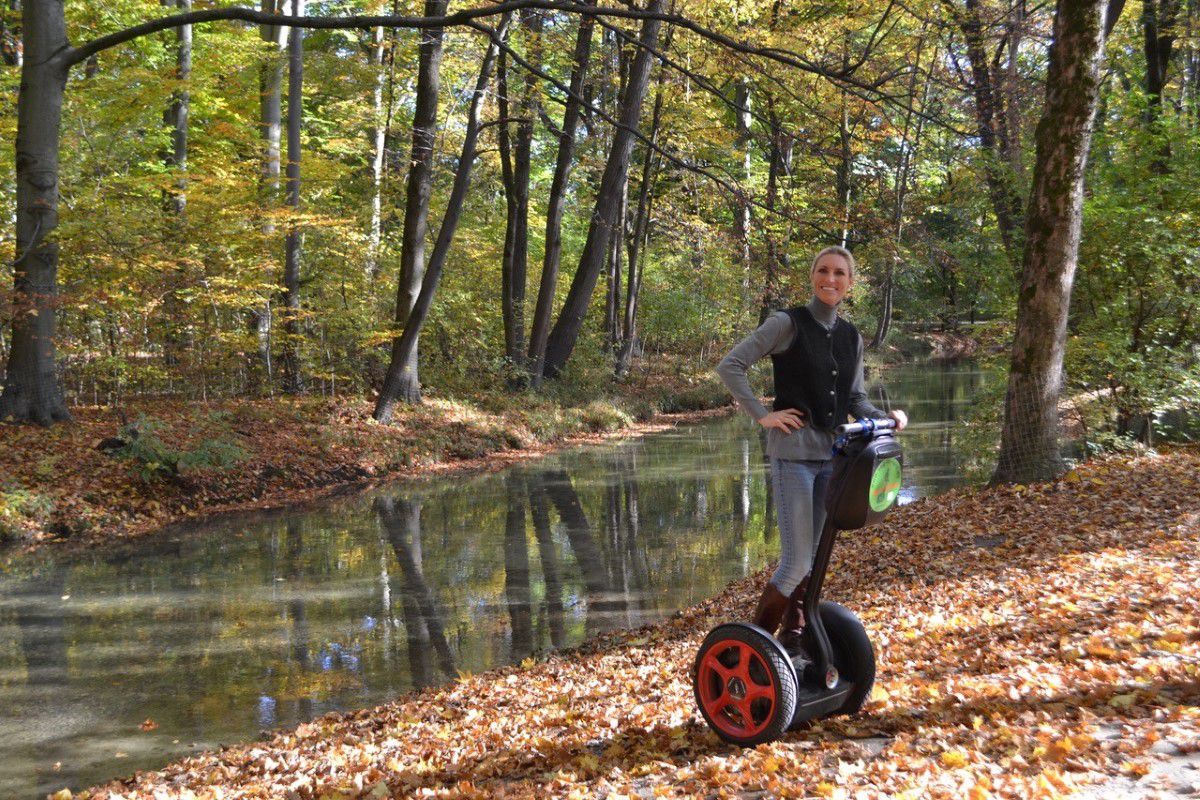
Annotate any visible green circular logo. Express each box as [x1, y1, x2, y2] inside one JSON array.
[[869, 458, 902, 512]]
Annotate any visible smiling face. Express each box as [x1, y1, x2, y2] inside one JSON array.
[[810, 252, 854, 306]]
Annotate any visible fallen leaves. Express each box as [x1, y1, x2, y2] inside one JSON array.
[[60, 447, 1200, 799]]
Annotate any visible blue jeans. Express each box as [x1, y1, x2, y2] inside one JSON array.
[[770, 458, 833, 595]]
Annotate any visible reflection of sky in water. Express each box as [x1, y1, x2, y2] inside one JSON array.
[[0, 362, 997, 799]]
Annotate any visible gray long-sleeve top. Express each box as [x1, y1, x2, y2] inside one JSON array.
[[716, 298, 885, 460]]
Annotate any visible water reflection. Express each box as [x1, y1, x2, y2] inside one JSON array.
[[0, 362, 994, 798]]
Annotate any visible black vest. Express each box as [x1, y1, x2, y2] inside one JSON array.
[[770, 307, 859, 432]]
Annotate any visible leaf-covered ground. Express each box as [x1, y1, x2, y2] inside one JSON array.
[[0, 365, 729, 553], [66, 447, 1199, 800]]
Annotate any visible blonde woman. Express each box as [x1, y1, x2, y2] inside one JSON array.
[[716, 246, 907, 651]]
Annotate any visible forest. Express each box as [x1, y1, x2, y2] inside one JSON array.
[[1, 0, 1198, 477]]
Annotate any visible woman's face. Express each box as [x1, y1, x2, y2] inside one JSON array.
[[810, 253, 853, 305]]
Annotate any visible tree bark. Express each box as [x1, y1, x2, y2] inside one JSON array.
[[992, 0, 1115, 484], [159, 0, 191, 372], [365, 22, 387, 281], [540, 0, 665, 380], [373, 0, 450, 415], [0, 0, 70, 425], [251, 0, 290, 389], [527, 2, 595, 387], [872, 37, 933, 349], [500, 11, 540, 370], [373, 17, 507, 422], [280, 0, 305, 394], [957, 0, 1026, 266], [615, 69, 664, 378], [733, 78, 752, 303], [161, 0, 191, 217]]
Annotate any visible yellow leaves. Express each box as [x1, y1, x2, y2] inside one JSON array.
[[1109, 693, 1137, 708], [940, 748, 970, 768]]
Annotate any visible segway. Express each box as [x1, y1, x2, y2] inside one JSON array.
[[693, 418, 902, 745]]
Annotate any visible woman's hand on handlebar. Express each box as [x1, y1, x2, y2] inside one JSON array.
[[888, 409, 908, 431], [758, 409, 807, 433]]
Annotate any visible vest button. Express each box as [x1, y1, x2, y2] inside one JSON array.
[[829, 390, 835, 396], [832, 369, 838, 376]]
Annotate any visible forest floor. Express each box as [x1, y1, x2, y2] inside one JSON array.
[[0, 359, 732, 554], [70, 445, 1200, 800]]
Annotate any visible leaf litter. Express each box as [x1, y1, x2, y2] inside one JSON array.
[[65, 447, 1200, 799]]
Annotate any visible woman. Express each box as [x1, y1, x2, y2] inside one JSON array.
[[716, 246, 907, 651]]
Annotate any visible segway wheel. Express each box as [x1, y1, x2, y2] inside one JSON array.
[[819, 601, 876, 715], [693, 623, 797, 746]]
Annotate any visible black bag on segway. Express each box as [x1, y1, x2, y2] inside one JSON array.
[[825, 431, 903, 530]]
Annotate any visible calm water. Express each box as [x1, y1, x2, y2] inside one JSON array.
[[0, 362, 993, 798]]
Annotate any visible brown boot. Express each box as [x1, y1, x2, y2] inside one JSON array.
[[750, 583, 790, 635], [777, 577, 809, 655]]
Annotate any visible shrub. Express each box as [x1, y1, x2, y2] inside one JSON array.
[[110, 415, 247, 481], [0, 487, 55, 542]]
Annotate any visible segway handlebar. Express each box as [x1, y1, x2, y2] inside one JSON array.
[[833, 417, 898, 438]]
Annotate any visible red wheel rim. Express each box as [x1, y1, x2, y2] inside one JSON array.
[[696, 638, 778, 739]]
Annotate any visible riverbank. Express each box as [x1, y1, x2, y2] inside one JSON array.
[[0, 362, 732, 554], [70, 446, 1199, 800]]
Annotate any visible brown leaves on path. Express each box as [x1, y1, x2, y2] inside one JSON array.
[[74, 448, 1200, 800]]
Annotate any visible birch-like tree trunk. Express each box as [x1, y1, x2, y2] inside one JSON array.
[[252, 0, 290, 388], [365, 22, 387, 281], [992, 0, 1116, 483], [279, 0, 305, 394]]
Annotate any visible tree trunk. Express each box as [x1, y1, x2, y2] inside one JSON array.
[[1142, 0, 1181, 171], [373, 16, 506, 422], [733, 78, 752, 304], [373, 0, 449, 414], [873, 37, 933, 349], [0, 0, 70, 425], [365, 22, 386, 281], [500, 11, 539, 370], [758, 107, 791, 323], [540, 0, 664, 380], [161, 0, 190, 217], [160, 0, 191, 370], [279, 0, 304, 394], [604, 175, 627, 352], [992, 0, 1115, 484], [615, 73, 664, 378], [251, 0, 289, 389], [527, 2, 595, 387], [958, 0, 1026, 266]]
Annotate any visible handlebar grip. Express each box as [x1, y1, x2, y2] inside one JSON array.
[[834, 417, 898, 437]]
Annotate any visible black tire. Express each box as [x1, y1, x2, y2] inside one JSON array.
[[819, 601, 875, 715], [693, 623, 797, 746]]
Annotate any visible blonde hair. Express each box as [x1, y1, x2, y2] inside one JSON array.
[[810, 246, 855, 279]]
